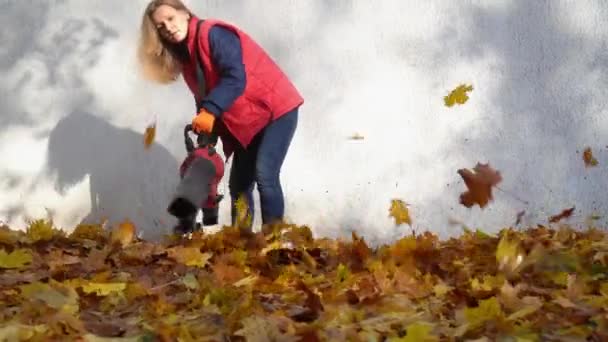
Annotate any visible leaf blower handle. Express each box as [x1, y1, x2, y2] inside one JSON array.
[[184, 124, 219, 155], [184, 124, 195, 153]]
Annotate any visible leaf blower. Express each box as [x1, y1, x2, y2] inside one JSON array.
[[167, 124, 225, 234]]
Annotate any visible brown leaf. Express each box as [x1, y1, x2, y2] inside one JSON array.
[[119, 241, 164, 265], [583, 147, 598, 167], [143, 122, 156, 149], [295, 280, 324, 317], [548, 207, 575, 223], [81, 313, 128, 338], [350, 232, 371, 272], [345, 275, 382, 305], [46, 249, 80, 273], [82, 247, 111, 273], [457, 162, 502, 208], [212, 258, 246, 285]]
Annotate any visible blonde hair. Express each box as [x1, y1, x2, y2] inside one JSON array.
[[137, 0, 192, 83]]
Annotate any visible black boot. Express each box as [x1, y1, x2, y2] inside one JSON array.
[[173, 213, 197, 235], [202, 207, 218, 226]]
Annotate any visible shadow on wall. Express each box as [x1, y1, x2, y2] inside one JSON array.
[[0, 1, 118, 128], [418, 0, 608, 237], [46, 112, 180, 240]]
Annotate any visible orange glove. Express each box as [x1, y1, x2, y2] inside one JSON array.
[[192, 109, 215, 134]]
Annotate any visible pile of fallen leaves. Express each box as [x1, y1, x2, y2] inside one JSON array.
[[1, 218, 608, 341]]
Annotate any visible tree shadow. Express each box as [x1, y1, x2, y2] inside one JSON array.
[[45, 112, 180, 240], [0, 1, 118, 128]]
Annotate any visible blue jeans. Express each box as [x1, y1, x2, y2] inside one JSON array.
[[229, 107, 298, 227]]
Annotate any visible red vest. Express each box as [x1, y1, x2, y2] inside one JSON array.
[[182, 17, 304, 157]]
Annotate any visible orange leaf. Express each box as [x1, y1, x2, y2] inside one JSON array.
[[583, 147, 598, 167], [457, 162, 502, 208], [143, 122, 156, 149], [111, 220, 136, 247]]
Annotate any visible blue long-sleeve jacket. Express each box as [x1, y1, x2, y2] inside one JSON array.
[[199, 26, 246, 117]]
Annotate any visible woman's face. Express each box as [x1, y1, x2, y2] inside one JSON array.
[[151, 5, 190, 44]]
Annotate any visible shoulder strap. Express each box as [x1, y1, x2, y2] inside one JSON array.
[[193, 20, 207, 111]]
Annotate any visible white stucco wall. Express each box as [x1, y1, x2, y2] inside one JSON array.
[[1, 1, 607, 243]]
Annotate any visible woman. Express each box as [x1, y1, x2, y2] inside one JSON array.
[[138, 0, 303, 232]]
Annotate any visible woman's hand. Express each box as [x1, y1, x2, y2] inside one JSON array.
[[192, 109, 215, 134]]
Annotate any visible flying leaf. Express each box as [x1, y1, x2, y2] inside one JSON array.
[[111, 220, 136, 247], [515, 210, 525, 226], [444, 84, 473, 107], [496, 231, 524, 273], [143, 122, 156, 149], [389, 199, 412, 225], [548, 207, 575, 223], [0, 248, 33, 269], [457, 162, 502, 208], [582, 147, 598, 167], [235, 194, 252, 230], [348, 133, 365, 140]]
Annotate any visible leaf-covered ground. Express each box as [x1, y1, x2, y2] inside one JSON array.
[[1, 219, 608, 341]]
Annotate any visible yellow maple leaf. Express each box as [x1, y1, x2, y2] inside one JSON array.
[[81, 282, 127, 296], [336, 263, 351, 282], [496, 231, 524, 273], [69, 223, 107, 241], [167, 246, 213, 268], [444, 84, 473, 107], [26, 219, 58, 242], [464, 297, 505, 330], [471, 275, 505, 293], [389, 322, 438, 342], [0, 248, 33, 269], [433, 282, 453, 297], [143, 122, 156, 149], [389, 199, 412, 226], [235, 194, 252, 229]]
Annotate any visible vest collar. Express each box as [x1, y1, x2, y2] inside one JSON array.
[[186, 15, 201, 59]]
